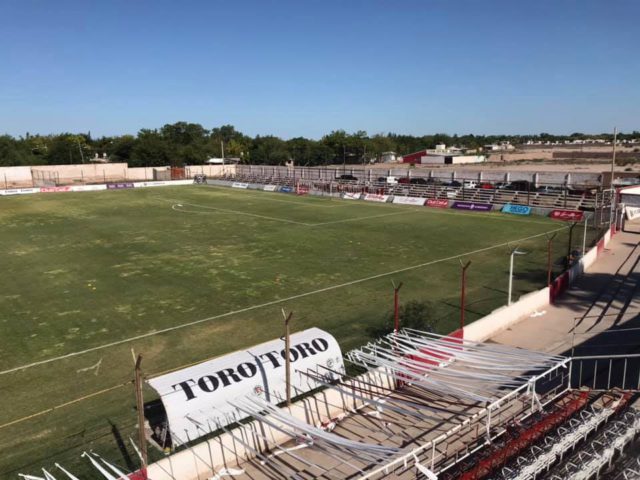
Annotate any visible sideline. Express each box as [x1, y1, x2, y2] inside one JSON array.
[[0, 225, 568, 377]]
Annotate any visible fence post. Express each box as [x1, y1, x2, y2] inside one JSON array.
[[3, 173, 6, 189]]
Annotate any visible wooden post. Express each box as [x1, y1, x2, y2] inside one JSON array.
[[134, 355, 148, 474], [459, 261, 471, 330], [282, 310, 293, 406]]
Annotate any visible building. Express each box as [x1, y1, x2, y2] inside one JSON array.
[[400, 144, 485, 165]]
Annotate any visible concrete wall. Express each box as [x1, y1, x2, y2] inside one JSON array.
[[0, 166, 33, 187]]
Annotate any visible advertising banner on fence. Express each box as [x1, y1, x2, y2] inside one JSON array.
[[71, 184, 108, 192], [147, 328, 344, 442], [40, 186, 72, 193], [263, 185, 278, 192], [626, 206, 640, 221], [392, 196, 426, 206], [502, 204, 532, 216], [363, 193, 389, 203], [107, 182, 134, 190], [280, 186, 293, 193], [426, 199, 450, 208], [296, 185, 310, 195], [342, 192, 361, 200], [452, 201, 493, 212], [0, 187, 40, 196], [231, 182, 249, 189], [133, 181, 167, 188], [549, 209, 584, 222]]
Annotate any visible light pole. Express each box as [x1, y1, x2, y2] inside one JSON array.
[[546, 233, 556, 286], [459, 260, 471, 330], [610, 127, 617, 227], [282, 309, 293, 407], [508, 248, 527, 306], [392, 281, 404, 333]]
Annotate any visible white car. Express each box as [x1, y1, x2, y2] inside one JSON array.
[[462, 180, 477, 189]]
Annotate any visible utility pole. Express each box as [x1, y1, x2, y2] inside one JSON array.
[[134, 355, 148, 475], [610, 127, 617, 226], [392, 281, 404, 333], [221, 140, 225, 161], [582, 215, 589, 254], [566, 222, 577, 270], [459, 260, 471, 330], [282, 309, 293, 406]]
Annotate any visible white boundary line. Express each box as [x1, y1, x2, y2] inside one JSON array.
[[0, 226, 568, 377]]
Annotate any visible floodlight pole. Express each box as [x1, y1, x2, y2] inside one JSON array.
[[459, 260, 472, 330], [582, 215, 588, 254], [566, 222, 578, 270], [609, 127, 617, 226], [282, 309, 294, 406], [392, 281, 404, 333], [508, 246, 527, 306], [134, 355, 148, 475]]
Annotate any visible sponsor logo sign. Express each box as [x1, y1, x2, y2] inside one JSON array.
[[70, 185, 108, 192], [147, 328, 344, 442], [0, 187, 40, 196], [502, 204, 531, 215], [392, 196, 426, 206], [296, 185, 310, 195], [40, 186, 72, 193], [550, 209, 584, 222], [342, 192, 361, 200], [626, 206, 640, 221], [231, 182, 249, 189], [263, 185, 278, 192], [280, 186, 293, 193], [106, 182, 134, 190], [363, 193, 389, 203], [451, 201, 493, 211], [426, 199, 449, 208]]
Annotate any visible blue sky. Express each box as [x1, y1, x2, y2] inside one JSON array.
[[0, 0, 638, 138]]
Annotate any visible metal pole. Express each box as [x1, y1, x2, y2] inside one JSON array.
[[508, 251, 515, 306], [547, 234, 556, 286], [392, 281, 403, 333], [282, 309, 293, 407], [134, 355, 148, 474], [582, 215, 588, 254], [610, 127, 617, 226], [460, 261, 471, 330], [566, 222, 576, 270]]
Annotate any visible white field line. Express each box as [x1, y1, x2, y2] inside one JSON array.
[[171, 202, 416, 226], [0, 225, 568, 377], [191, 190, 351, 208]]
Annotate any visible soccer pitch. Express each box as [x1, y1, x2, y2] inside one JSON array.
[[0, 185, 589, 476]]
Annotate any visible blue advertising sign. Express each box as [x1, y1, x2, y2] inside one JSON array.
[[452, 201, 493, 212], [502, 204, 531, 215], [280, 186, 293, 193]]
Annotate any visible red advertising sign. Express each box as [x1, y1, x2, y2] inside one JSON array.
[[40, 186, 72, 193], [550, 209, 584, 222], [296, 185, 309, 195], [426, 199, 449, 208]]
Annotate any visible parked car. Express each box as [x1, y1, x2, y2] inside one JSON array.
[[505, 180, 532, 191], [445, 180, 462, 188], [478, 182, 494, 189], [462, 180, 477, 189], [409, 177, 429, 185], [377, 176, 398, 185], [336, 174, 358, 182], [494, 182, 510, 189], [536, 185, 564, 194]]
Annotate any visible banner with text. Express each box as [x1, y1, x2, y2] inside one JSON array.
[[392, 196, 426, 206], [626, 206, 640, 221], [452, 201, 493, 212], [342, 192, 361, 200], [147, 328, 344, 442], [549, 209, 584, 222], [263, 185, 278, 192], [107, 182, 134, 190], [363, 193, 389, 203], [502, 204, 532, 216], [426, 199, 450, 208], [0, 187, 40, 196], [232, 182, 249, 189]]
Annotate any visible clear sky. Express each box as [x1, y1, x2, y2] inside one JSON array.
[[1, 0, 638, 138]]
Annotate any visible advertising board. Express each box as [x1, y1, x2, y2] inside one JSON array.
[[107, 182, 134, 190], [363, 193, 389, 203], [549, 209, 584, 222], [425, 199, 449, 208], [342, 192, 361, 200], [451, 201, 493, 211], [626, 206, 640, 221], [40, 186, 72, 193], [70, 185, 108, 192], [147, 328, 344, 442], [392, 196, 426, 206], [280, 186, 293, 193], [231, 182, 249, 189], [263, 185, 278, 192], [0, 188, 40, 196], [502, 204, 532, 216]]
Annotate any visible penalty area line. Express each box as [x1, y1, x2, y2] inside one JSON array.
[[0, 225, 568, 377]]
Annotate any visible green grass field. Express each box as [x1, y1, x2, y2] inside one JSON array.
[[0, 185, 598, 477]]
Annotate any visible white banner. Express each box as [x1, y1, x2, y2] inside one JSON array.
[[342, 192, 361, 200], [263, 185, 278, 192], [0, 187, 40, 196], [232, 182, 249, 189], [626, 205, 640, 221], [147, 328, 344, 442], [392, 196, 426, 206], [70, 184, 108, 192], [133, 181, 167, 188], [363, 193, 389, 203]]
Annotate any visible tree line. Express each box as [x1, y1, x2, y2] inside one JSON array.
[[0, 123, 637, 167]]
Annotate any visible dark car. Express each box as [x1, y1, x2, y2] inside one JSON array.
[[445, 180, 462, 188], [536, 185, 564, 194], [336, 174, 358, 182], [506, 180, 532, 191], [409, 177, 429, 185]]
